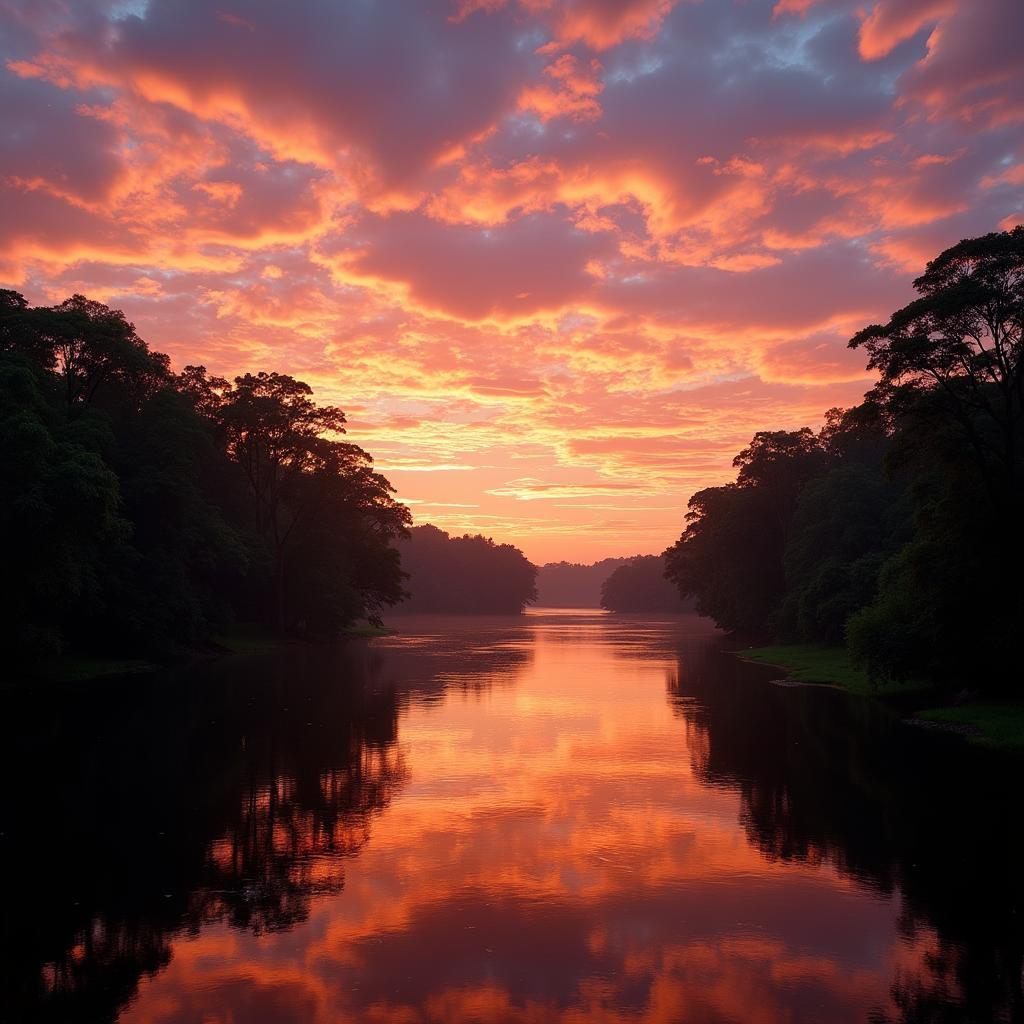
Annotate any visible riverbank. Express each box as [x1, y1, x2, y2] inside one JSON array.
[[22, 655, 159, 685], [736, 644, 1024, 751], [16, 621, 400, 685]]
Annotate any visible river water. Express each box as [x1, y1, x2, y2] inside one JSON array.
[[2, 610, 1022, 1023]]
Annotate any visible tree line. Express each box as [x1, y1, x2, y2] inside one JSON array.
[[1, 291, 415, 660], [535, 557, 630, 607], [664, 228, 1023, 691], [600, 554, 694, 613], [0, 294, 548, 665], [395, 524, 538, 614]]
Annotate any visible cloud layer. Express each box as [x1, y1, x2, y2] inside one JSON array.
[[2, 0, 1021, 560]]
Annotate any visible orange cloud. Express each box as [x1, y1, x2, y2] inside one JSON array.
[[858, 0, 955, 60], [1, 0, 1021, 561]]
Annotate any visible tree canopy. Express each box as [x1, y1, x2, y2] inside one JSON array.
[[536, 558, 630, 608], [666, 228, 1024, 692], [1, 292, 410, 662], [395, 524, 537, 614], [600, 555, 694, 613]]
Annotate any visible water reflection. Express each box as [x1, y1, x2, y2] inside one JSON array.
[[669, 646, 1024, 1022], [1, 612, 1021, 1023]]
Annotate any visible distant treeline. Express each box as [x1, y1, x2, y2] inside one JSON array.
[[601, 555, 694, 613], [1, 290, 411, 661], [395, 524, 537, 614], [664, 228, 1023, 692], [536, 558, 629, 607]]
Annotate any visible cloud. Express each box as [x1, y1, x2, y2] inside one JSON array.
[[857, 0, 954, 60], [486, 478, 658, 500], [1, 0, 1021, 560]]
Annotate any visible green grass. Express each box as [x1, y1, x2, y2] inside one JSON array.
[[737, 644, 1024, 751], [916, 703, 1024, 751], [736, 644, 927, 697]]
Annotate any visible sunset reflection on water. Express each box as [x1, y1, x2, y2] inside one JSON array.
[[7, 611, 1019, 1023]]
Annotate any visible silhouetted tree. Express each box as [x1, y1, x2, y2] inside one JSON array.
[[850, 226, 1023, 514], [665, 428, 824, 636], [600, 554, 693, 613], [732, 427, 824, 541], [396, 524, 537, 613], [38, 295, 168, 409], [0, 351, 124, 657], [779, 403, 911, 644], [846, 230, 1024, 686], [664, 484, 780, 635], [217, 371, 409, 631], [0, 293, 410, 661], [536, 558, 630, 607], [664, 228, 1024, 690]]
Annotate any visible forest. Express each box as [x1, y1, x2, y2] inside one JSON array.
[[0, 289, 548, 669], [394, 524, 538, 614], [0, 294, 504, 665], [664, 228, 1023, 692], [535, 558, 630, 607], [4, 228, 1020, 685], [0, 289, 418, 660], [600, 555, 694, 613]]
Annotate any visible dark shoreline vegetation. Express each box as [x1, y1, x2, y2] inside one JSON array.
[[662, 228, 1024, 751], [3, 228, 1022, 758], [0, 291, 537, 679], [733, 644, 1024, 751]]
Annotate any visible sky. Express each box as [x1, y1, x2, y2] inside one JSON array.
[[2, 0, 1022, 563]]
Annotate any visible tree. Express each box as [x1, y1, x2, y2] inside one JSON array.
[[779, 402, 910, 644], [281, 457, 410, 633], [218, 371, 409, 630], [396, 525, 537, 614], [38, 295, 169, 409], [600, 554, 692, 613], [2, 292, 412, 663], [536, 558, 630, 608], [850, 227, 1024, 514], [732, 428, 824, 540], [665, 428, 823, 636], [781, 463, 908, 644], [664, 484, 781, 635], [0, 352, 125, 657], [845, 228, 1024, 687]]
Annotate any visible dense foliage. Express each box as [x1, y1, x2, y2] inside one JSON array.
[[665, 228, 1024, 691], [536, 558, 629, 607], [396, 524, 537, 613], [600, 555, 693, 613], [1, 291, 410, 661]]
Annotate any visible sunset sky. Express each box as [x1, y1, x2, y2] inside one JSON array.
[[2, 0, 1022, 563]]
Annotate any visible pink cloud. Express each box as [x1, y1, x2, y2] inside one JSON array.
[[858, 0, 955, 60], [1, 0, 1021, 560]]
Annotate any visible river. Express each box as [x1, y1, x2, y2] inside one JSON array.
[[2, 610, 1021, 1023]]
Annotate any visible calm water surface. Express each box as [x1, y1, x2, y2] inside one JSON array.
[[2, 610, 1022, 1023]]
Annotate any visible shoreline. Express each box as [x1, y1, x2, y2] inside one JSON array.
[[10, 621, 399, 686], [733, 644, 1024, 752]]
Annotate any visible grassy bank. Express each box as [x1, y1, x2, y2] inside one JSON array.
[[735, 644, 1024, 751], [915, 704, 1024, 752], [8, 619, 398, 690], [735, 644, 923, 697]]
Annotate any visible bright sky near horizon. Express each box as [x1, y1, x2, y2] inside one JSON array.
[[2, 0, 1022, 563]]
